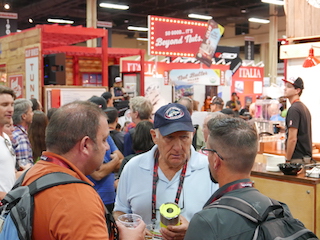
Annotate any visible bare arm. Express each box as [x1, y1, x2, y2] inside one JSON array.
[[113, 210, 126, 222], [234, 100, 241, 111], [90, 150, 123, 181], [15, 163, 33, 179], [0, 191, 6, 200], [285, 127, 298, 160]]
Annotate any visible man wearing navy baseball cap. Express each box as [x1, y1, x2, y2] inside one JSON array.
[[283, 76, 312, 163], [114, 103, 218, 239]]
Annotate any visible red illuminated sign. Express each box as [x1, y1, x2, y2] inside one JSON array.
[[148, 15, 207, 57]]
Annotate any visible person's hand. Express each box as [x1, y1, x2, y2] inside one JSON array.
[[20, 162, 33, 171], [160, 215, 189, 240], [117, 219, 146, 240]]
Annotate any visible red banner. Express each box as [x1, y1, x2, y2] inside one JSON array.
[[148, 15, 207, 57], [9, 75, 23, 98]]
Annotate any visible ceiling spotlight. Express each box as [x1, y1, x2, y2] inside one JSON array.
[[99, 3, 129, 10], [4, 3, 10, 9], [261, 0, 285, 5], [241, 9, 247, 13], [248, 17, 270, 24], [127, 26, 148, 31], [47, 18, 74, 24], [29, 18, 33, 23], [188, 13, 212, 20]]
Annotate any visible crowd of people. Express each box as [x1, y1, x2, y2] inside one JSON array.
[[0, 75, 315, 239]]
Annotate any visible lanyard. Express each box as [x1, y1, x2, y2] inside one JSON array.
[[151, 150, 188, 225], [40, 155, 71, 169], [291, 99, 300, 104], [207, 181, 253, 204]]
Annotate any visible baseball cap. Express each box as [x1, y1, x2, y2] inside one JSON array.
[[115, 77, 122, 83], [211, 96, 224, 105], [101, 91, 112, 101], [231, 92, 237, 96], [88, 96, 107, 110], [154, 103, 194, 136], [183, 92, 193, 97], [282, 76, 304, 89]]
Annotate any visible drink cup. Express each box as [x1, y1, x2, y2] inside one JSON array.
[[118, 213, 142, 229]]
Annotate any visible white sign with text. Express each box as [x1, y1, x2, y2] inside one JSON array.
[[25, 47, 39, 99]]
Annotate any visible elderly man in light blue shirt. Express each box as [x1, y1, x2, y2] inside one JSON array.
[[114, 103, 218, 240]]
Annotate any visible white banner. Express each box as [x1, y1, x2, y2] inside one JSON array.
[[25, 47, 39, 99], [169, 68, 220, 85]]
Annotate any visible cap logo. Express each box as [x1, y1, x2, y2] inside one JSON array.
[[164, 107, 184, 120]]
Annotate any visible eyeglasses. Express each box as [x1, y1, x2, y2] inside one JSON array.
[[4, 139, 15, 156], [201, 147, 224, 160]]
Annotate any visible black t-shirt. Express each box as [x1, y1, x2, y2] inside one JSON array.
[[285, 101, 312, 159], [110, 130, 125, 154]]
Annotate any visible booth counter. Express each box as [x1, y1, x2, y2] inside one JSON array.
[[251, 158, 320, 235]]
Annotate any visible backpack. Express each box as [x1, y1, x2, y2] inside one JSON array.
[[0, 171, 118, 240], [205, 195, 319, 240]]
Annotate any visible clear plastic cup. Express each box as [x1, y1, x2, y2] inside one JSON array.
[[118, 213, 142, 229]]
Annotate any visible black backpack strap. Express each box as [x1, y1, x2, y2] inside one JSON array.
[[104, 205, 119, 240], [205, 196, 262, 223], [206, 196, 284, 224], [27, 172, 91, 196], [260, 198, 284, 220]]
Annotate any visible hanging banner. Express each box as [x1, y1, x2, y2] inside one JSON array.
[[214, 46, 240, 63], [0, 12, 17, 37], [244, 36, 254, 60], [25, 47, 39, 99], [148, 15, 207, 57], [195, 19, 225, 67], [169, 69, 220, 85]]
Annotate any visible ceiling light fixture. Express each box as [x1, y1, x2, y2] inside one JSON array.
[[47, 18, 74, 24], [29, 18, 33, 23], [248, 17, 270, 24], [136, 38, 148, 41], [4, 3, 10, 9], [128, 26, 148, 31], [99, 3, 129, 10], [188, 13, 212, 20], [261, 0, 285, 5], [303, 47, 320, 68]]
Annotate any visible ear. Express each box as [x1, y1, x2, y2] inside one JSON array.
[[150, 129, 158, 144], [79, 136, 91, 156], [21, 113, 27, 120], [213, 154, 222, 170], [296, 88, 302, 95]]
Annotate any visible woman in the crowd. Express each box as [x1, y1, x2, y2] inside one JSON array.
[[115, 120, 154, 188], [28, 110, 48, 162]]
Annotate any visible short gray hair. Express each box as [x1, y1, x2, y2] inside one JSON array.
[[13, 99, 32, 125], [208, 116, 258, 173], [129, 96, 153, 120]]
